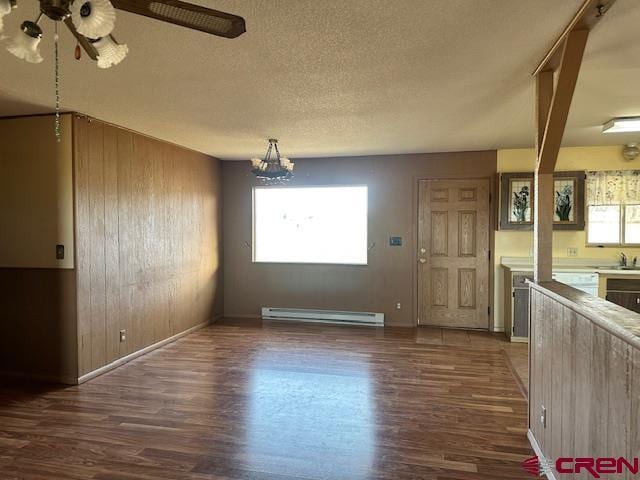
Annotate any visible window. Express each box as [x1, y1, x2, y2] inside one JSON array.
[[586, 170, 640, 246], [253, 186, 368, 264]]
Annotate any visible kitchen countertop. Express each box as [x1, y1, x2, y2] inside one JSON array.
[[501, 257, 640, 275]]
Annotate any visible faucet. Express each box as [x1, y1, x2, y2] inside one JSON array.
[[620, 252, 627, 267]]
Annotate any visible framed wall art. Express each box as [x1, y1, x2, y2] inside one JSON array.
[[500, 172, 535, 230], [499, 171, 585, 231]]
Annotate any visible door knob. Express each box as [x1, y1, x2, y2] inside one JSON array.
[[420, 247, 426, 254], [419, 258, 426, 264]]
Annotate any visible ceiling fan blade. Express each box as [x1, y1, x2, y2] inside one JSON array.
[[111, 0, 246, 38], [64, 17, 99, 60]]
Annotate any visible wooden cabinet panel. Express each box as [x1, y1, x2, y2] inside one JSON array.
[[513, 288, 529, 337], [606, 291, 640, 313], [607, 278, 640, 291]]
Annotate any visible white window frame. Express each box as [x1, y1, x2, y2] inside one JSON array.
[[586, 203, 640, 247]]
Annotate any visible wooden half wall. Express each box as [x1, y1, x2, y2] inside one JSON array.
[[73, 116, 223, 379], [529, 282, 639, 476]]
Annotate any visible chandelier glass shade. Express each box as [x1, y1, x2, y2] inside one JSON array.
[[6, 20, 43, 63], [69, 0, 116, 38], [92, 34, 128, 68], [251, 138, 294, 181], [1, 0, 127, 69]]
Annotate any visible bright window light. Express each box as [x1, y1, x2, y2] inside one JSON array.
[[625, 205, 640, 244], [602, 117, 640, 134], [253, 186, 368, 264], [587, 205, 620, 244]]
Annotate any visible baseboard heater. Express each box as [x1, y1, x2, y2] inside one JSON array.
[[261, 307, 384, 327]]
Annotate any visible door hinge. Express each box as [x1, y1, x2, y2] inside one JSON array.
[[488, 250, 491, 260], [488, 306, 491, 316], [513, 291, 516, 298]]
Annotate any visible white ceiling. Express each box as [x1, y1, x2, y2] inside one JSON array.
[[0, 0, 638, 159]]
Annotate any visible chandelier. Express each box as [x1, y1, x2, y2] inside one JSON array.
[[0, 0, 128, 68], [0, 0, 245, 140], [251, 138, 294, 181]]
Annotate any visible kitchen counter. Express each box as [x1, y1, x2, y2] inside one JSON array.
[[500, 256, 640, 275]]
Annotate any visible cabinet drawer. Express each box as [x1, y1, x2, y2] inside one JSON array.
[[513, 273, 534, 287], [607, 278, 640, 291], [606, 291, 640, 314]]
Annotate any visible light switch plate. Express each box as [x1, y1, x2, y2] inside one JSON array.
[[389, 236, 402, 246]]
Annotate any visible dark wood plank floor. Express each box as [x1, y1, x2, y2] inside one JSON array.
[[0, 319, 532, 480]]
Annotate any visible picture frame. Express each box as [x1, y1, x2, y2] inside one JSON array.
[[552, 171, 585, 231], [500, 172, 535, 230], [499, 171, 585, 231]]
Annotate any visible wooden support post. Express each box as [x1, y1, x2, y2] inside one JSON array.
[[533, 29, 589, 282], [534, 71, 554, 283]]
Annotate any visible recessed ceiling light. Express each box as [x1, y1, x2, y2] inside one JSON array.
[[603, 117, 640, 134]]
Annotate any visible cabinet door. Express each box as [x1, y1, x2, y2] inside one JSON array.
[[513, 288, 530, 337], [606, 291, 640, 313]]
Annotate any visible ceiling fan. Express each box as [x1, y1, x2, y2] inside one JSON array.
[[0, 0, 246, 68]]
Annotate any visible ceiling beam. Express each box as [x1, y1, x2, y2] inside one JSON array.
[[532, 0, 616, 76], [537, 28, 589, 174]]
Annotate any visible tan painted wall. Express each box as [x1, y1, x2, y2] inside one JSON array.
[[494, 146, 640, 330], [0, 268, 78, 382], [222, 151, 497, 327], [74, 116, 223, 377], [0, 114, 74, 268]]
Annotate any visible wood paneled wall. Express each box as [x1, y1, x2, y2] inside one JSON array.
[[74, 116, 223, 377], [529, 282, 639, 477], [222, 152, 496, 327]]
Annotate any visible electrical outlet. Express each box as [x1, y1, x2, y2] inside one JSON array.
[[540, 405, 547, 428], [567, 247, 578, 257], [395, 302, 402, 310], [119, 330, 126, 342]]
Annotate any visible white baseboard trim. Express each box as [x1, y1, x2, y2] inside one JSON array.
[[77, 318, 215, 384], [527, 430, 557, 480]]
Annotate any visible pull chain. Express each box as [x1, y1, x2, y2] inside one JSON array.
[[54, 21, 61, 142]]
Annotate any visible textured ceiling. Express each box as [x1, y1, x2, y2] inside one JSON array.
[[0, 0, 638, 159]]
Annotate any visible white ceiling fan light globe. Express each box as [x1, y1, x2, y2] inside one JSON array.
[[7, 21, 43, 64], [0, 0, 17, 34], [93, 35, 128, 68], [70, 0, 116, 38]]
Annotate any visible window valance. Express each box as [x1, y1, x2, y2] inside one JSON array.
[[586, 170, 640, 206]]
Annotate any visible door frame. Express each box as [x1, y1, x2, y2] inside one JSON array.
[[413, 175, 496, 330]]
